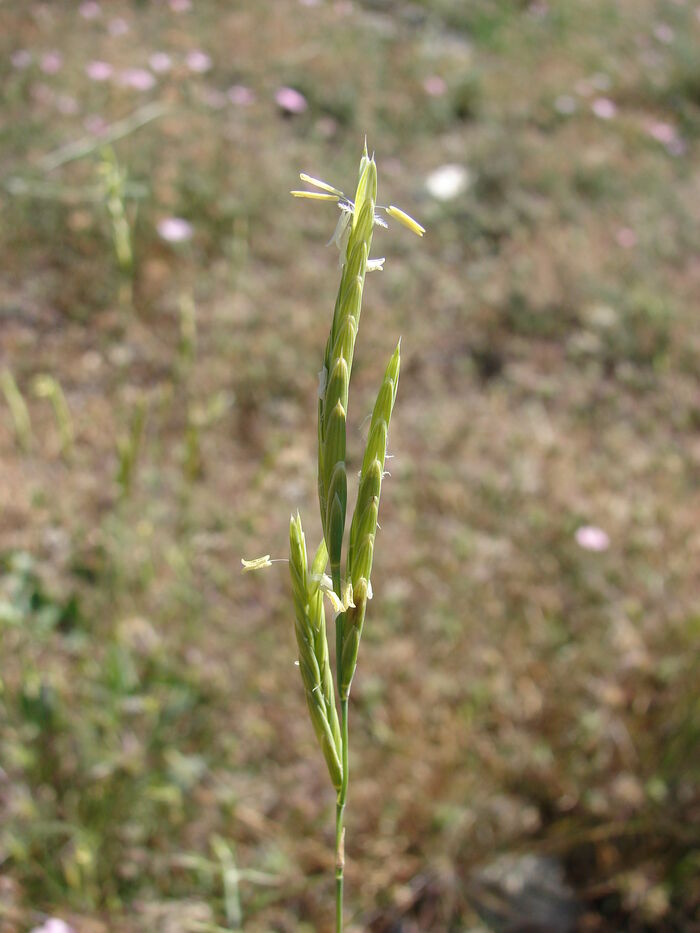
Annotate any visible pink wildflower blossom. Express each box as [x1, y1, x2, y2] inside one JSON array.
[[646, 120, 676, 145], [227, 84, 255, 105], [79, 1, 101, 19], [149, 52, 172, 73], [56, 94, 79, 115], [85, 60, 113, 81], [424, 75, 447, 97], [30, 920, 75, 933], [275, 86, 308, 114], [40, 51, 63, 74], [591, 97, 616, 120], [653, 22, 674, 43], [554, 94, 577, 115], [84, 114, 107, 135], [575, 526, 610, 552], [108, 17, 129, 36], [118, 69, 156, 91], [11, 49, 32, 69], [157, 217, 193, 243], [615, 228, 637, 249], [186, 50, 212, 73]]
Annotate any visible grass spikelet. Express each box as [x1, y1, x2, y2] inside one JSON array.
[[289, 514, 342, 790], [341, 340, 400, 697]]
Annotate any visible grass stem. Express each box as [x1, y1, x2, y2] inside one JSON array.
[[336, 696, 349, 932]]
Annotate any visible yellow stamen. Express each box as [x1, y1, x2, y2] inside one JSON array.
[[299, 173, 344, 197], [291, 191, 341, 201], [386, 205, 426, 237]]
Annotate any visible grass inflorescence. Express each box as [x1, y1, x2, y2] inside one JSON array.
[[245, 143, 423, 929]]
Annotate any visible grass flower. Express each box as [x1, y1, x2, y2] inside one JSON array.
[[247, 142, 423, 931], [241, 555, 272, 572]]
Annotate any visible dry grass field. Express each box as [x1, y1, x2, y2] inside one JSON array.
[[1, 1, 699, 930]]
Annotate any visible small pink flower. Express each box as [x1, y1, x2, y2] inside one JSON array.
[[32, 83, 54, 105], [554, 94, 577, 115], [85, 60, 113, 81], [227, 84, 255, 106], [615, 227, 637, 249], [11, 49, 32, 69], [645, 120, 676, 145], [149, 52, 172, 73], [186, 50, 212, 73], [424, 75, 447, 97], [56, 94, 79, 115], [653, 22, 674, 43], [84, 114, 107, 135], [30, 920, 75, 933], [666, 137, 687, 157], [591, 97, 616, 120], [201, 88, 227, 109], [316, 115, 338, 138], [79, 1, 101, 19], [157, 217, 193, 243], [575, 526, 610, 552], [118, 68, 156, 91], [40, 51, 63, 74], [170, 0, 192, 11], [591, 72, 611, 91], [275, 86, 308, 114], [108, 17, 129, 36]]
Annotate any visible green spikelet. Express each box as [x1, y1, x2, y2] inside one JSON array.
[[289, 513, 343, 790], [340, 339, 401, 698], [318, 149, 378, 593]]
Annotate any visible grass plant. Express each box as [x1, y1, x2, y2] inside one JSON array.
[[33, 374, 74, 460], [245, 144, 423, 930], [1, 368, 33, 454]]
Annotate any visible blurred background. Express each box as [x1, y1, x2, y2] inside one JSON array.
[[1, 1, 699, 931]]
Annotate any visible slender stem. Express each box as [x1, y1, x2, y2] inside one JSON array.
[[335, 696, 349, 933]]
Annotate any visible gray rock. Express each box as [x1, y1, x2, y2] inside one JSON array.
[[468, 854, 582, 933]]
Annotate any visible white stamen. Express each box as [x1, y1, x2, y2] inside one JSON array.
[[367, 257, 385, 272]]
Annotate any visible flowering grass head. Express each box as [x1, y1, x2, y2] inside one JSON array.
[[245, 142, 423, 931]]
